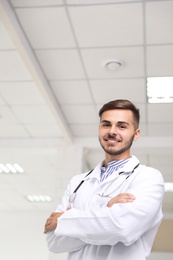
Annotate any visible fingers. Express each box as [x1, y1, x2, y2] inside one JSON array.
[[44, 212, 63, 234], [107, 193, 136, 208], [44, 216, 55, 234]]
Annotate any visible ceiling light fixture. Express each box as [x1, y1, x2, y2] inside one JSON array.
[[147, 77, 173, 103], [164, 182, 173, 192], [0, 163, 24, 173], [26, 195, 52, 202], [103, 59, 123, 71]]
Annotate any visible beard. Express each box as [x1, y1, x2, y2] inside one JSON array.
[[99, 134, 134, 156]]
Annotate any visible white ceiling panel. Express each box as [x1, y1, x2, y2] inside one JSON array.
[[51, 80, 93, 105], [146, 1, 173, 44], [0, 51, 32, 81], [0, 125, 29, 137], [149, 154, 173, 167], [25, 125, 62, 137], [16, 7, 76, 48], [134, 103, 147, 124], [0, 96, 6, 105], [134, 123, 147, 137], [147, 45, 173, 76], [0, 82, 45, 105], [62, 105, 98, 124], [148, 104, 173, 123], [148, 123, 173, 136], [0, 106, 20, 124], [11, 0, 63, 7], [0, 22, 15, 49], [69, 3, 143, 47], [157, 167, 173, 182], [35, 50, 85, 80], [90, 79, 146, 104], [67, 0, 141, 3], [11, 105, 57, 124], [0, 200, 12, 210], [70, 124, 98, 137], [0, 180, 18, 193], [81, 47, 145, 79]]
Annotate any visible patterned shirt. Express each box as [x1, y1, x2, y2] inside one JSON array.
[[100, 158, 129, 182]]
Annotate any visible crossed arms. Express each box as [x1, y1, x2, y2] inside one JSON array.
[[44, 193, 135, 233]]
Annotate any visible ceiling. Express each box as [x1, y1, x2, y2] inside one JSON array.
[[0, 0, 173, 257]]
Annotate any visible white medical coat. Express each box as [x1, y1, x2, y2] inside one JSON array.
[[46, 156, 164, 260]]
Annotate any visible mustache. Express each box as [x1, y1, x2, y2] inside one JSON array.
[[106, 134, 120, 141], [107, 134, 116, 139]]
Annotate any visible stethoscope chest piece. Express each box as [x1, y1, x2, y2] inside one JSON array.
[[69, 192, 77, 203]]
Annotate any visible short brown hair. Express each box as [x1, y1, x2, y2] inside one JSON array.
[[99, 99, 140, 129]]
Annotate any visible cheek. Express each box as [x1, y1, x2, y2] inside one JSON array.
[[99, 128, 105, 136], [100, 129, 109, 137]]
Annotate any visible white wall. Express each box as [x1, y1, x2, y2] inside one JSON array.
[[0, 210, 49, 260], [147, 252, 173, 260], [49, 252, 68, 260]]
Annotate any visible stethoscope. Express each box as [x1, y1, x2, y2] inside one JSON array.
[[69, 163, 140, 204], [69, 169, 93, 204]]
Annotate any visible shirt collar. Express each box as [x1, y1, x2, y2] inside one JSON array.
[[86, 156, 140, 180]]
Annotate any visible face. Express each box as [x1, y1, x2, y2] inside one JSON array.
[[99, 109, 140, 164]]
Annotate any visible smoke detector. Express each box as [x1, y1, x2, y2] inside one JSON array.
[[103, 59, 123, 71]]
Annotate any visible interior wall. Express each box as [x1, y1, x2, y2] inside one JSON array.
[[0, 210, 49, 260], [153, 220, 173, 252], [147, 252, 173, 260]]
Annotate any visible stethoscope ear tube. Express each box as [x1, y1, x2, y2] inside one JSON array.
[[69, 169, 93, 203], [73, 169, 93, 193]]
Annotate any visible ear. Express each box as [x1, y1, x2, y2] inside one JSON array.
[[133, 128, 140, 141]]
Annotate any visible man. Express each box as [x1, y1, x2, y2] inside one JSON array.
[[44, 99, 164, 260]]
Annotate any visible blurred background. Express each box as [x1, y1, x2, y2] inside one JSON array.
[[0, 0, 173, 259]]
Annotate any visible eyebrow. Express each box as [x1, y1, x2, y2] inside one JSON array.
[[100, 120, 110, 123], [117, 121, 129, 125], [100, 120, 129, 125]]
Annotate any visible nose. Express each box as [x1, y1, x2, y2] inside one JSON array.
[[109, 124, 117, 135]]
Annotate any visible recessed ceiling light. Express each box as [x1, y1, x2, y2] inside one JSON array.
[[0, 163, 24, 173], [26, 195, 52, 202], [13, 163, 24, 173], [103, 59, 123, 71], [147, 77, 173, 103], [164, 182, 173, 192]]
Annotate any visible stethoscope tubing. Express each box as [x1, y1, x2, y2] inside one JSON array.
[[69, 163, 140, 203]]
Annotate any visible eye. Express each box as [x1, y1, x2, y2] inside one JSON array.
[[103, 124, 110, 127], [119, 124, 127, 129], [100, 122, 111, 128]]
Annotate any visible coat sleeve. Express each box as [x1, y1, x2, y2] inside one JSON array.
[[46, 174, 87, 253], [46, 232, 86, 253], [54, 167, 164, 246]]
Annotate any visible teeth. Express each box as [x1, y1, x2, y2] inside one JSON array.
[[107, 139, 120, 143]]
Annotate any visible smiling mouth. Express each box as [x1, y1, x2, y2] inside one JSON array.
[[105, 138, 121, 144], [104, 134, 121, 144]]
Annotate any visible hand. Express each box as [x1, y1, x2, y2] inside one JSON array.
[[44, 212, 63, 234], [107, 193, 135, 208]]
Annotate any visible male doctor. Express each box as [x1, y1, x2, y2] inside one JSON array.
[[44, 99, 164, 260]]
